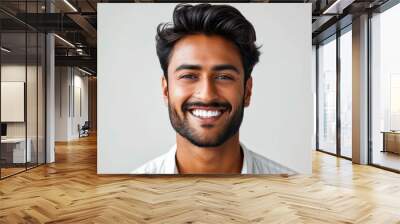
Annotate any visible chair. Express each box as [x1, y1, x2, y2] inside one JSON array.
[[79, 121, 90, 138]]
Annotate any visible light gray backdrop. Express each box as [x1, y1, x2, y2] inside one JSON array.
[[97, 3, 313, 174]]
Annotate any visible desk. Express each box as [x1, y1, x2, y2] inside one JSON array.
[[1, 138, 31, 163], [382, 131, 400, 154]]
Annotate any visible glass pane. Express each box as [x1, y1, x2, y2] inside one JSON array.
[[1, 31, 27, 177], [312, 46, 317, 150], [340, 29, 352, 158], [38, 32, 45, 165], [0, 1, 46, 178], [371, 4, 400, 171], [318, 37, 337, 154], [27, 31, 38, 169]]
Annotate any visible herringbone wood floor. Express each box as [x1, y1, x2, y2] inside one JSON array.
[[1, 135, 400, 223]]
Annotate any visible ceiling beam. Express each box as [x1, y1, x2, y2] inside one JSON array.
[[322, 0, 356, 14], [55, 55, 96, 69], [67, 13, 97, 46]]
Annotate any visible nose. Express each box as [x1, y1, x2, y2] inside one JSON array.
[[193, 76, 219, 102]]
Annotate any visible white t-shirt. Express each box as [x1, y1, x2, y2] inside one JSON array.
[[132, 143, 296, 175]]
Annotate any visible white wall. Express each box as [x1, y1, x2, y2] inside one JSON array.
[[72, 72, 89, 138], [55, 67, 69, 141], [98, 3, 313, 174], [55, 67, 89, 141]]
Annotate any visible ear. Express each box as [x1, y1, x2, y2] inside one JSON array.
[[244, 77, 252, 107], [161, 76, 168, 106]]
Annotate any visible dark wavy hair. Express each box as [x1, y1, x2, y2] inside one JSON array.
[[156, 3, 261, 81]]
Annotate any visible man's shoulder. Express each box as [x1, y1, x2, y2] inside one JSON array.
[[246, 148, 296, 175], [131, 146, 176, 174], [131, 155, 165, 174]]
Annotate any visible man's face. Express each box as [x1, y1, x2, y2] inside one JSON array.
[[162, 34, 252, 147]]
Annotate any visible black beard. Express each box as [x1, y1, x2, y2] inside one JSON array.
[[167, 99, 244, 147]]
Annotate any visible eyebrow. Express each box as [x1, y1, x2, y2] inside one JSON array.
[[175, 64, 202, 72], [175, 64, 240, 74], [212, 64, 240, 74]]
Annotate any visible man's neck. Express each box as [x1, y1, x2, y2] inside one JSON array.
[[175, 134, 243, 174]]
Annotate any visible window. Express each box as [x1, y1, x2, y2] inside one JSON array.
[[318, 37, 337, 154], [339, 29, 352, 158], [371, 3, 400, 171]]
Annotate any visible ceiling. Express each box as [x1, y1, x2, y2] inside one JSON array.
[[0, 0, 393, 75]]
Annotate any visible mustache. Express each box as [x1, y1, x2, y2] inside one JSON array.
[[182, 101, 232, 112]]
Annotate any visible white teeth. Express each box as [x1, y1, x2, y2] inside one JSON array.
[[191, 109, 221, 118]]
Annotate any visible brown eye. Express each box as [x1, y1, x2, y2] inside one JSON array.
[[180, 73, 198, 80], [216, 74, 233, 81]]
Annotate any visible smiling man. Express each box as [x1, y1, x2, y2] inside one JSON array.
[[133, 3, 295, 174]]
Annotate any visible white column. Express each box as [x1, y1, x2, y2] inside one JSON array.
[[352, 14, 369, 164], [46, 33, 55, 163], [45, 0, 56, 163]]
